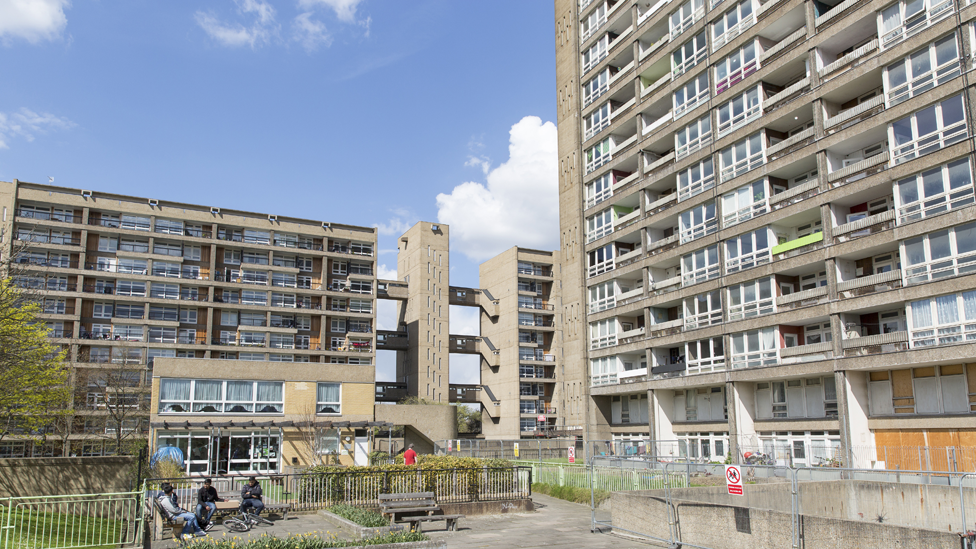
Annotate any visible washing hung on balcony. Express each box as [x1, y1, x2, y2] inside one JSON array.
[[890, 95, 967, 164], [895, 158, 974, 224], [879, 0, 954, 50], [884, 35, 960, 107]]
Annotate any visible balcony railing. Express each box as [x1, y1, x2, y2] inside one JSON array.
[[647, 234, 679, 255], [670, 6, 704, 39], [759, 27, 806, 64], [770, 180, 819, 209], [838, 269, 902, 297], [892, 121, 968, 165], [776, 286, 827, 309], [673, 48, 707, 77], [644, 110, 673, 136], [723, 200, 768, 228], [644, 151, 675, 176], [821, 39, 878, 80], [779, 341, 833, 362], [833, 210, 895, 242], [726, 248, 771, 273], [824, 95, 884, 133], [897, 185, 975, 224], [827, 152, 889, 185], [684, 310, 722, 330], [648, 319, 682, 337], [728, 297, 774, 320], [652, 275, 681, 294], [762, 77, 811, 113], [720, 150, 764, 182], [731, 349, 779, 368], [842, 330, 909, 356], [905, 250, 976, 285], [646, 193, 677, 216], [712, 14, 756, 52], [679, 219, 718, 244], [766, 127, 815, 159]]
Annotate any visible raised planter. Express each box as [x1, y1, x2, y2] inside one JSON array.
[[319, 509, 407, 539]]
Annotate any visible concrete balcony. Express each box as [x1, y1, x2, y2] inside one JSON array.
[[449, 286, 500, 317], [376, 279, 408, 300], [376, 330, 408, 351]]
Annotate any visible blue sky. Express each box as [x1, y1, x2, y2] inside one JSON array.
[[0, 0, 560, 384]]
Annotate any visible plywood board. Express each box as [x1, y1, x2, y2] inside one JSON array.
[[892, 369, 914, 398]]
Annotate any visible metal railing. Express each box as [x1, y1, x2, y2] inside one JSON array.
[[0, 491, 143, 548]]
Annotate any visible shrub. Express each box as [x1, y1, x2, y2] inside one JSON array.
[[532, 483, 610, 506], [326, 504, 388, 527]]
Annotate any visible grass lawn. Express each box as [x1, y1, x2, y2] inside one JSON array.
[[0, 507, 128, 549]]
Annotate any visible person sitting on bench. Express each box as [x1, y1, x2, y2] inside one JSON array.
[[158, 483, 207, 541], [196, 478, 222, 531], [241, 477, 264, 516]]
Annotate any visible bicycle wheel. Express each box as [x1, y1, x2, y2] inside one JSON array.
[[225, 519, 250, 532], [247, 513, 274, 526]]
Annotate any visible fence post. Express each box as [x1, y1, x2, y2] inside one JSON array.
[[559, 464, 565, 487], [589, 457, 596, 533], [791, 467, 799, 549]]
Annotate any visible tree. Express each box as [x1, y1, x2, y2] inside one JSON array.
[[0, 277, 71, 443], [292, 405, 331, 468], [73, 354, 149, 455], [457, 404, 481, 434]]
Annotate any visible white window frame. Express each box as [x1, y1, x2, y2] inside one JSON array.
[[684, 290, 723, 329], [727, 277, 774, 320], [584, 102, 612, 141], [725, 227, 771, 273], [585, 137, 612, 174], [677, 157, 715, 202], [670, 0, 705, 39], [686, 337, 725, 374], [679, 201, 718, 244], [582, 68, 610, 107], [674, 72, 710, 119], [586, 173, 614, 208], [682, 244, 720, 286], [879, 0, 954, 49], [908, 290, 976, 347], [717, 85, 761, 138], [589, 281, 616, 313], [720, 132, 765, 182], [588, 244, 615, 277], [902, 221, 976, 284], [715, 41, 758, 95], [722, 179, 768, 227], [590, 319, 617, 350], [676, 114, 713, 160], [712, 0, 756, 52], [586, 209, 614, 242], [885, 35, 960, 107], [582, 34, 609, 74], [731, 327, 778, 368], [673, 31, 708, 76], [895, 158, 974, 224], [890, 94, 968, 165]]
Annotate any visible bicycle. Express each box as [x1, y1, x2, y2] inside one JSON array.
[[223, 505, 274, 532]]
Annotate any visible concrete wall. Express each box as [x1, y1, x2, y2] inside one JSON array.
[[612, 480, 971, 549], [0, 456, 137, 497], [374, 403, 456, 456]]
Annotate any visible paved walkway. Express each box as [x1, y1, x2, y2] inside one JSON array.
[[152, 495, 657, 548]]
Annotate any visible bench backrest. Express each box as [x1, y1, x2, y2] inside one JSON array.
[[152, 497, 177, 523], [378, 492, 437, 510]]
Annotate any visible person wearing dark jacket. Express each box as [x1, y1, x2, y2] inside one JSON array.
[[241, 476, 264, 516], [196, 478, 222, 529]]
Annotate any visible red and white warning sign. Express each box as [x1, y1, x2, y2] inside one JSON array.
[[567, 446, 576, 464], [725, 465, 743, 496]]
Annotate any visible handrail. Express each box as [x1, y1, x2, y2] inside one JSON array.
[[766, 127, 815, 157], [776, 285, 827, 306], [779, 341, 833, 357], [644, 151, 675, 174], [832, 209, 895, 235], [652, 275, 681, 290], [837, 269, 901, 291], [646, 192, 677, 212], [648, 234, 678, 250], [842, 330, 908, 349], [642, 73, 672, 97], [770, 180, 819, 205], [824, 95, 884, 130], [820, 39, 878, 77], [827, 152, 888, 182], [762, 77, 811, 112]]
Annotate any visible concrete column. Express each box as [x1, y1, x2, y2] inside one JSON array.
[[726, 380, 739, 460]]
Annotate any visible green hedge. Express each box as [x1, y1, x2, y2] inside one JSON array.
[[532, 483, 610, 506]]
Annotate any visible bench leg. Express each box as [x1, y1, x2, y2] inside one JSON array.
[[414, 521, 423, 534]]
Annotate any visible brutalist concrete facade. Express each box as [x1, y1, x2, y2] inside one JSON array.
[[557, 0, 976, 468]]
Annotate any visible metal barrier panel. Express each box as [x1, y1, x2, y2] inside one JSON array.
[[1, 492, 142, 549]]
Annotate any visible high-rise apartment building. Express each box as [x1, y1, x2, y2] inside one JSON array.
[[557, 0, 976, 467], [0, 179, 379, 458]]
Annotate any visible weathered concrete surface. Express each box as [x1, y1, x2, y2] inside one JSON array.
[[0, 456, 136, 497]]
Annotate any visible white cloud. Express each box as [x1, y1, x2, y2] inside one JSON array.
[[464, 156, 491, 176], [0, 0, 69, 44], [376, 264, 396, 280], [298, 0, 366, 23], [0, 108, 75, 149], [449, 305, 480, 336], [436, 116, 559, 262], [195, 0, 277, 48], [373, 208, 416, 236], [292, 12, 330, 52]]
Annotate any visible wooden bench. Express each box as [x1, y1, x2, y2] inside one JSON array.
[[151, 498, 187, 541], [378, 492, 463, 532]]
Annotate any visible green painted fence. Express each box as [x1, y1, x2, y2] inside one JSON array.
[[513, 461, 686, 492]]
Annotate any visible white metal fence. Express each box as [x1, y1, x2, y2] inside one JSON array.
[[0, 491, 142, 549]]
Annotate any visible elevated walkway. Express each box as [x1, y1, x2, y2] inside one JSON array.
[[376, 330, 408, 350], [449, 286, 499, 317], [376, 279, 409, 300]]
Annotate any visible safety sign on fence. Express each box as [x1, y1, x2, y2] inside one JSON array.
[[514, 442, 519, 457], [726, 465, 743, 496], [568, 446, 575, 464]]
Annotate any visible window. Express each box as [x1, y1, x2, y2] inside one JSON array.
[[725, 228, 771, 272], [677, 157, 715, 202], [799, 271, 827, 290], [98, 236, 117, 252], [116, 281, 146, 297], [242, 290, 268, 306], [349, 299, 372, 314], [350, 242, 373, 256], [676, 114, 712, 159], [349, 280, 372, 294], [670, 0, 705, 38], [586, 209, 614, 242], [715, 41, 758, 95], [720, 132, 765, 182], [909, 290, 976, 346], [717, 85, 761, 137], [730, 327, 778, 368], [582, 34, 609, 74], [119, 238, 148, 253], [180, 308, 197, 324], [589, 319, 617, 349], [155, 218, 183, 235], [585, 138, 612, 174], [296, 316, 311, 330], [349, 262, 371, 275], [240, 332, 266, 347], [879, 0, 954, 49], [243, 230, 270, 245], [885, 35, 960, 106], [722, 179, 768, 227], [120, 214, 150, 231], [896, 158, 974, 224], [220, 311, 238, 326], [316, 383, 341, 414], [582, 68, 610, 107], [149, 306, 178, 321], [891, 95, 967, 164], [181, 265, 201, 280], [804, 322, 832, 344], [684, 290, 723, 329], [687, 337, 725, 374], [158, 379, 284, 414], [712, 0, 755, 51], [117, 258, 147, 275], [586, 173, 614, 208], [756, 377, 837, 419], [673, 31, 707, 76], [728, 277, 773, 320], [674, 72, 709, 119], [580, 2, 607, 41], [152, 261, 180, 278], [184, 246, 201, 261], [903, 222, 976, 284], [331, 318, 346, 333], [587, 244, 614, 277], [682, 244, 720, 286], [150, 283, 179, 300], [224, 249, 241, 264], [148, 327, 177, 343], [114, 324, 143, 341], [584, 102, 611, 140], [272, 272, 297, 288], [242, 252, 268, 265], [679, 201, 717, 243], [270, 334, 294, 349], [298, 257, 314, 272], [589, 281, 615, 312]]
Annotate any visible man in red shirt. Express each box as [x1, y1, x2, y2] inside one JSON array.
[[404, 443, 417, 465]]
